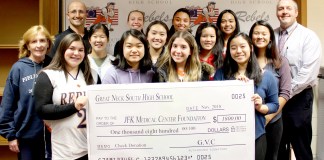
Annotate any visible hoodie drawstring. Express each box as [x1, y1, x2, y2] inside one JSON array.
[[31, 61, 44, 96], [128, 70, 141, 83]]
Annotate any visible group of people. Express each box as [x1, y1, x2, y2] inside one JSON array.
[[0, 0, 321, 160]]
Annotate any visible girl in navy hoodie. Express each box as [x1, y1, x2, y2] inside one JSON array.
[[0, 25, 53, 160]]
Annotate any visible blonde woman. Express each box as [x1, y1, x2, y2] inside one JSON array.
[[0, 25, 53, 159]]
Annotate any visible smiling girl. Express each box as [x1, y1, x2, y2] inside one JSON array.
[[154, 31, 213, 82], [146, 20, 170, 65], [169, 8, 191, 37], [103, 29, 154, 84], [249, 20, 291, 160], [34, 33, 98, 160], [88, 23, 113, 79], [216, 9, 240, 55], [214, 32, 279, 160], [195, 22, 224, 78], [114, 10, 145, 57]]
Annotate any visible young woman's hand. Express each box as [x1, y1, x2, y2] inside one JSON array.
[[74, 96, 88, 110], [236, 74, 249, 82], [252, 94, 268, 114], [252, 94, 262, 110]]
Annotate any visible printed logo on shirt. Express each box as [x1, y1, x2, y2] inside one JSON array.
[[61, 91, 86, 105], [22, 73, 37, 82]]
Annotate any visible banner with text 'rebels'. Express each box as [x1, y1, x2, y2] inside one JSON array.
[[63, 0, 279, 54]]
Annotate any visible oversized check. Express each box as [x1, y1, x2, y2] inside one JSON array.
[[87, 81, 255, 160]]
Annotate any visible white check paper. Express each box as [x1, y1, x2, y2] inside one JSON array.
[[87, 81, 255, 160]]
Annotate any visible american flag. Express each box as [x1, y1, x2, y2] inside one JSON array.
[[190, 8, 219, 24], [85, 8, 119, 28]]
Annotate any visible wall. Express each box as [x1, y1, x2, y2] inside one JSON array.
[[0, 49, 20, 91], [0, 0, 39, 87], [308, 0, 324, 159], [308, 0, 324, 67], [0, 0, 39, 47], [0, 1, 39, 157]]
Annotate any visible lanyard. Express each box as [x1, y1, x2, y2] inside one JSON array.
[[279, 25, 298, 54]]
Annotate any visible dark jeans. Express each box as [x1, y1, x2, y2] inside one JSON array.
[[18, 136, 45, 160], [45, 128, 52, 160], [278, 87, 313, 160], [265, 117, 283, 160], [256, 134, 267, 160]]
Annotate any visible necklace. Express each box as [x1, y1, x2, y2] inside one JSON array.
[[177, 69, 186, 82], [67, 69, 80, 80], [235, 71, 245, 78]]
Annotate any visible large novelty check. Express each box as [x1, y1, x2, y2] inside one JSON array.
[[87, 81, 255, 160]]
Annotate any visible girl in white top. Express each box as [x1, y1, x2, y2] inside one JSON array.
[[34, 33, 98, 160], [88, 23, 113, 79]]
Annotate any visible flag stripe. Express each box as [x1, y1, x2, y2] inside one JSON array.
[[85, 9, 119, 27], [190, 8, 219, 24]]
